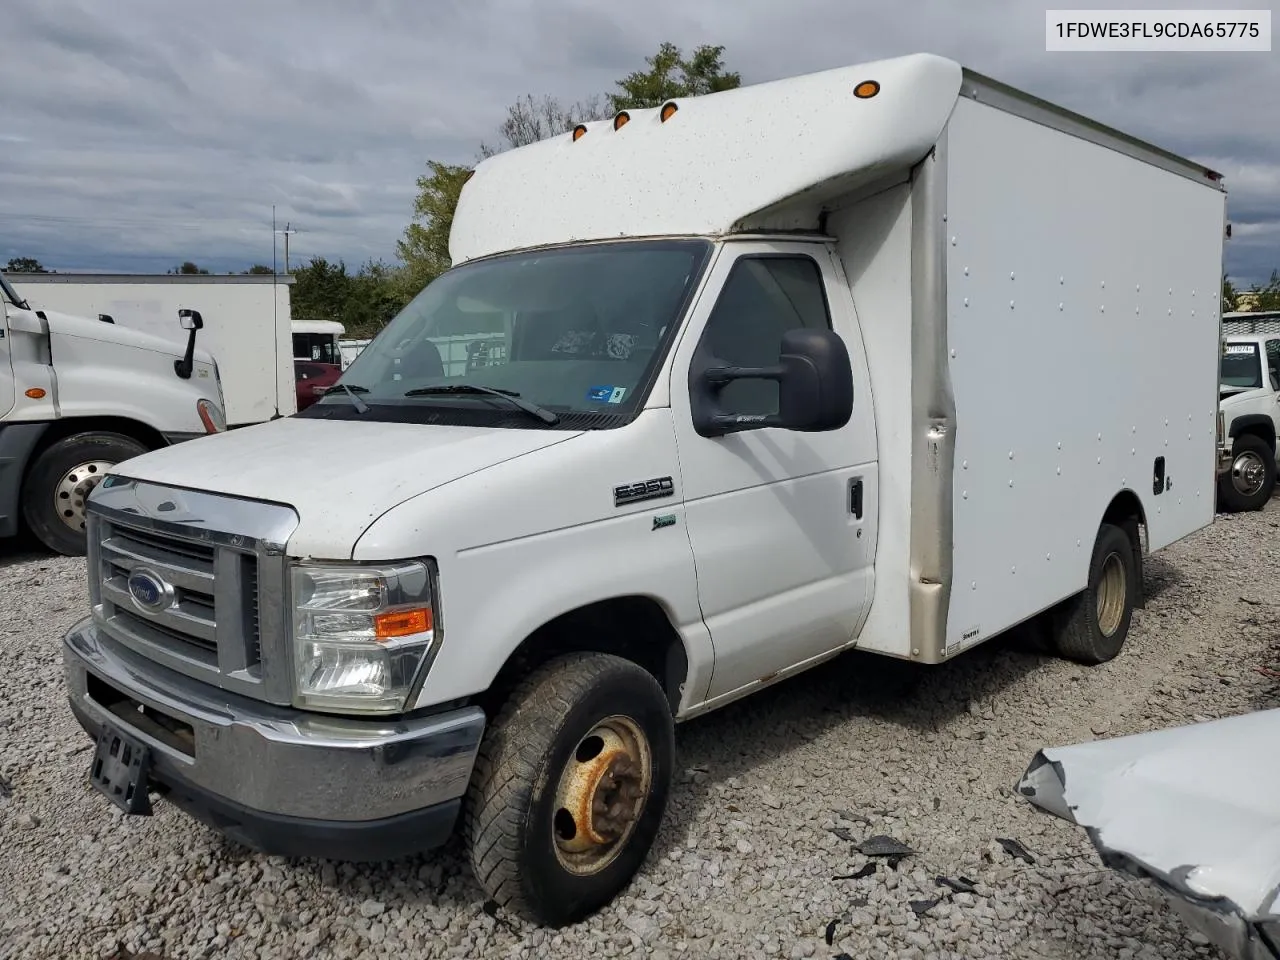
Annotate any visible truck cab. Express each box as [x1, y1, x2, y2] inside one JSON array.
[[1217, 332, 1280, 511], [0, 270, 226, 555]]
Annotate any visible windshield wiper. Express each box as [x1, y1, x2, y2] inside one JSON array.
[[404, 384, 560, 425], [326, 382, 369, 414]]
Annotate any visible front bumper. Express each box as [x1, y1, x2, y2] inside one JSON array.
[[63, 618, 486, 861]]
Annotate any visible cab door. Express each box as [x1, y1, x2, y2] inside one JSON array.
[[669, 241, 879, 704], [0, 302, 16, 419]]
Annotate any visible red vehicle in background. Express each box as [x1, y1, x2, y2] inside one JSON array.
[[294, 360, 343, 412]]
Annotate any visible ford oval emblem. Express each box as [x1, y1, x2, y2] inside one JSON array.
[[127, 568, 172, 614]]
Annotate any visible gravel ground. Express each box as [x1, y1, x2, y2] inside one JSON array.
[[3, 501, 1279, 960]]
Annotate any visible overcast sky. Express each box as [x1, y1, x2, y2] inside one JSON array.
[[1, 0, 1276, 285]]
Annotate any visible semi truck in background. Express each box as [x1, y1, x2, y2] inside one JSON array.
[[0, 271, 225, 555], [58, 53, 1226, 926], [9, 273, 296, 428]]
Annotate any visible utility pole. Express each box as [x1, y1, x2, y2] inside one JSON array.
[[277, 222, 296, 274]]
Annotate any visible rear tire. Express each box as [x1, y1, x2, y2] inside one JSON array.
[[1217, 433, 1275, 513], [464, 652, 675, 927], [21, 432, 149, 556], [1049, 522, 1138, 665]]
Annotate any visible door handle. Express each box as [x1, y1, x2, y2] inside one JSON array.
[[849, 478, 863, 519]]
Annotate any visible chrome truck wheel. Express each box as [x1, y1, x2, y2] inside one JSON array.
[[465, 652, 675, 927], [53, 460, 114, 532], [21, 432, 149, 557], [1218, 433, 1276, 513]]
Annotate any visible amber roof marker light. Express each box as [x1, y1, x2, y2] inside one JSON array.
[[853, 80, 881, 99], [572, 123, 588, 141], [660, 101, 679, 122], [613, 111, 631, 130]]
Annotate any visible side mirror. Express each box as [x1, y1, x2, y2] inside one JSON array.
[[174, 309, 203, 379], [690, 327, 854, 438]]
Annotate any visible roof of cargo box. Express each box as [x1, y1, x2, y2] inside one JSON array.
[[449, 52, 1224, 265]]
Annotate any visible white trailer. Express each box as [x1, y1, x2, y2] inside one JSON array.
[[59, 53, 1226, 927], [10, 274, 295, 428]]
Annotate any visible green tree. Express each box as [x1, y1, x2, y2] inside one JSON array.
[[396, 161, 474, 292], [342, 259, 411, 337], [1223, 274, 1238, 312], [5, 256, 48, 273], [244, 264, 274, 275], [291, 256, 351, 325], [1247, 270, 1280, 311], [608, 42, 741, 111], [170, 261, 209, 275]]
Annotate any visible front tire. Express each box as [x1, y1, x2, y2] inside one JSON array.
[[464, 653, 675, 927], [21, 432, 149, 556], [1218, 433, 1276, 513], [1049, 522, 1138, 665]]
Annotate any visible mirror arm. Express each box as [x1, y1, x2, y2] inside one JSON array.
[[174, 309, 203, 380], [703, 364, 784, 386]]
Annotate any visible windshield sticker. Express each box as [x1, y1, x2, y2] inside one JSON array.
[[587, 385, 627, 404]]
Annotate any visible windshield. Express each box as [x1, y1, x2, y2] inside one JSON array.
[[1222, 343, 1262, 389], [0, 271, 29, 310], [299, 239, 713, 428]]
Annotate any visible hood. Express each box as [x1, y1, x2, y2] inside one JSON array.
[[41, 308, 215, 366], [108, 416, 583, 558], [1018, 709, 1280, 959]]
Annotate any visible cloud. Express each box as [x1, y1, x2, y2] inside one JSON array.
[[1, 0, 1275, 284]]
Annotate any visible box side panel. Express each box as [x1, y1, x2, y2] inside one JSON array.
[[943, 96, 1225, 653], [830, 181, 915, 658]]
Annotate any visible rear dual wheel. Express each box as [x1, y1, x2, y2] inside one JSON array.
[[1049, 521, 1138, 665], [1218, 434, 1276, 513]]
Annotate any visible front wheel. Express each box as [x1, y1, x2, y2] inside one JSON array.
[[1218, 433, 1276, 513], [464, 653, 675, 927], [21, 432, 149, 556]]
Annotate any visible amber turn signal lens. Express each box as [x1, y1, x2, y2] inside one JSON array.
[[614, 111, 630, 130], [572, 124, 588, 141], [25, 388, 45, 399], [854, 80, 880, 99], [374, 608, 433, 639], [660, 102, 678, 122]]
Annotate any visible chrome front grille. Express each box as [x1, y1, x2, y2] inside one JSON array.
[[86, 477, 299, 705]]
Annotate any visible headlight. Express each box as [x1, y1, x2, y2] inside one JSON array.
[[290, 560, 437, 714], [1217, 410, 1225, 445], [197, 399, 226, 433]]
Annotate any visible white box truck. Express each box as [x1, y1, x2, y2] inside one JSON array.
[[1, 272, 226, 556], [59, 53, 1226, 926], [11, 273, 295, 428]]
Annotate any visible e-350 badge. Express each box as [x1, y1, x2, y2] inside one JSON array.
[[613, 476, 675, 507]]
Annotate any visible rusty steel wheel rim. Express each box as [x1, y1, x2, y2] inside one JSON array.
[[551, 715, 653, 876], [1095, 552, 1127, 638]]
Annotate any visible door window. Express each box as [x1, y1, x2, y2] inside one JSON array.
[[1266, 339, 1280, 390], [694, 256, 832, 418]]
